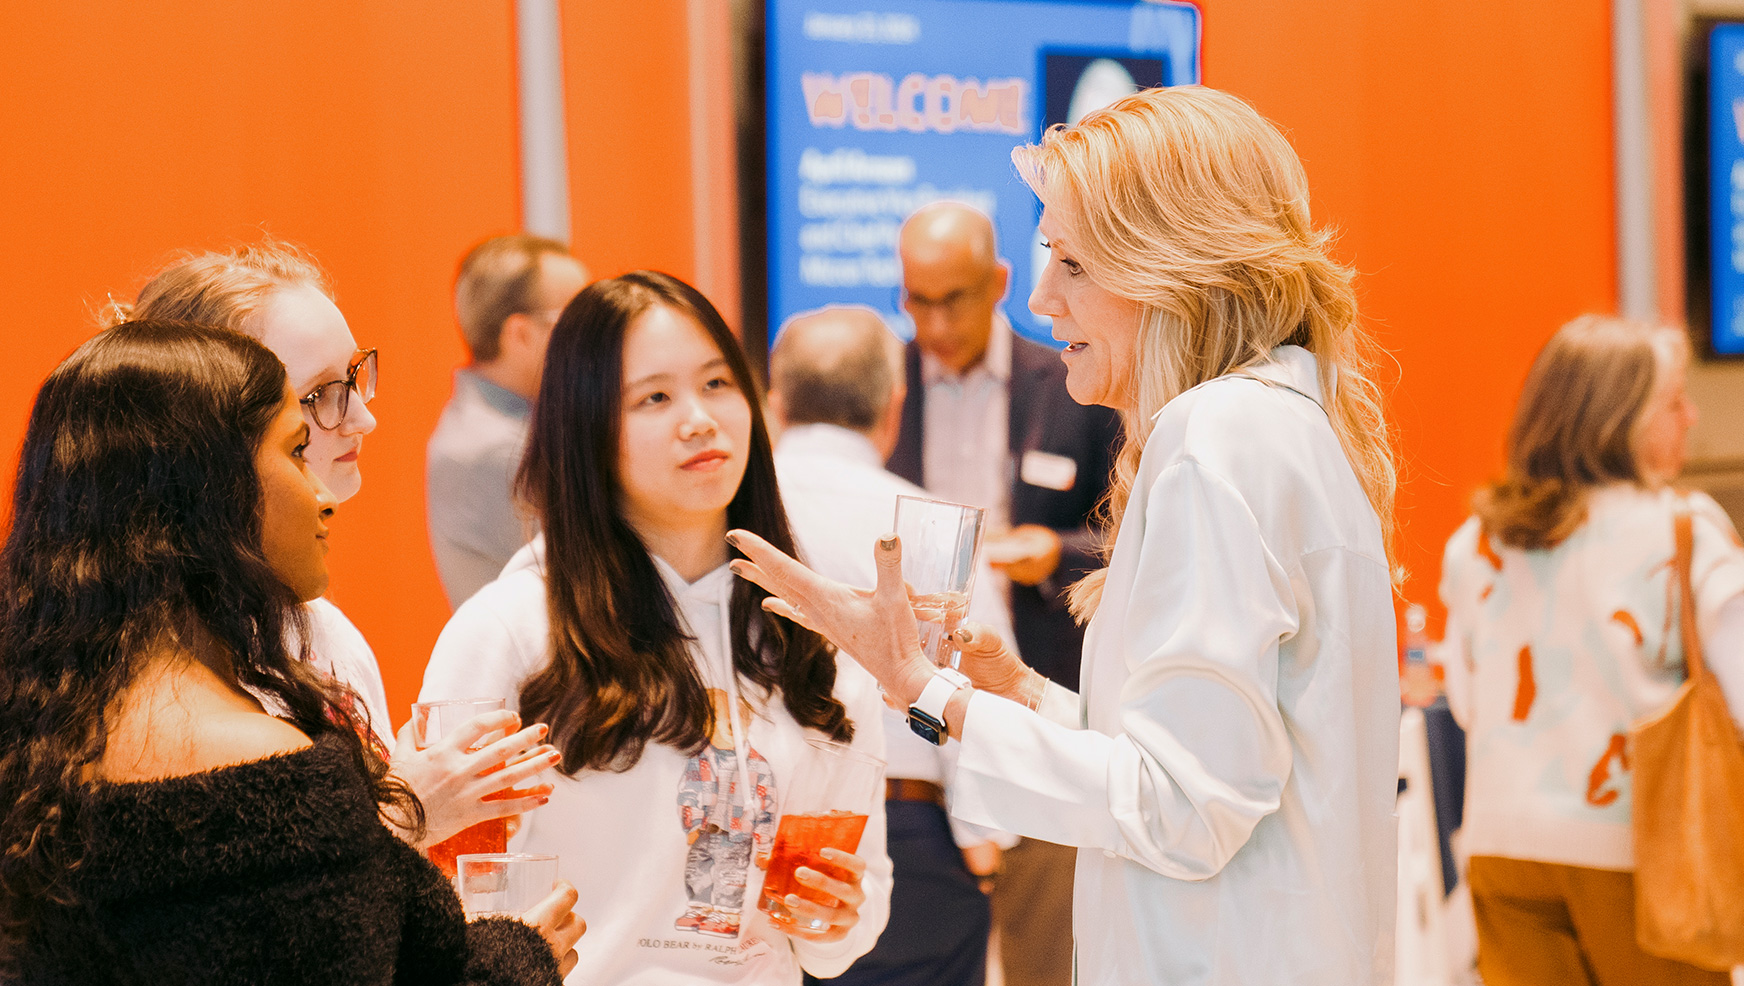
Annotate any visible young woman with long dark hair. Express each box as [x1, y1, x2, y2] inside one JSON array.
[[0, 320, 582, 985], [421, 271, 892, 984]]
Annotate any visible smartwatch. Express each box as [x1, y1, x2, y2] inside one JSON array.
[[907, 667, 971, 746]]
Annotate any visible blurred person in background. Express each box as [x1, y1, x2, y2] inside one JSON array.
[[422, 272, 892, 984], [121, 240, 556, 855], [429, 235, 589, 610], [769, 305, 1016, 986], [889, 200, 1121, 986], [0, 320, 582, 985], [1440, 315, 1744, 986]]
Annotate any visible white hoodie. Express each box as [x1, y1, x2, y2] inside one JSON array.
[[421, 538, 892, 985]]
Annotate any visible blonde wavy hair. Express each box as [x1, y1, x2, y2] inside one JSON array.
[[1012, 86, 1398, 617], [104, 239, 332, 335]]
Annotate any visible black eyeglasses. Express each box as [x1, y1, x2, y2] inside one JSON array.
[[300, 349, 378, 431]]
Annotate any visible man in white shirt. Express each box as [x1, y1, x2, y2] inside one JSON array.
[[890, 203, 1121, 986], [426, 235, 587, 609], [770, 305, 1013, 986]]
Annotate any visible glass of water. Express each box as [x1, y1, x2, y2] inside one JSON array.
[[893, 495, 985, 669], [455, 853, 560, 920]]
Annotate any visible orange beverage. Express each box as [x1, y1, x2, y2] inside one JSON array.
[[428, 817, 509, 879], [410, 698, 513, 879], [759, 809, 870, 920]]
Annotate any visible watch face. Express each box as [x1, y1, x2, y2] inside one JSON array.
[[907, 709, 946, 746]]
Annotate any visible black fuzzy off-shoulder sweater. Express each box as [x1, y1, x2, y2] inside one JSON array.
[[17, 733, 564, 986]]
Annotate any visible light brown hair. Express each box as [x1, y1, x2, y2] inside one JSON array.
[[114, 239, 332, 336], [453, 234, 576, 361], [1475, 315, 1688, 549]]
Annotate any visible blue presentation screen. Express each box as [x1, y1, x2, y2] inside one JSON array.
[[766, 0, 1201, 345], [1710, 22, 1744, 355]]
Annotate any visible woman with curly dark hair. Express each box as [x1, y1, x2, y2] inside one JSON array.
[[0, 320, 582, 985]]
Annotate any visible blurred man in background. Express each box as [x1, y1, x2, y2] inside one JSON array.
[[889, 203, 1122, 986], [771, 305, 1013, 986], [426, 234, 587, 609]]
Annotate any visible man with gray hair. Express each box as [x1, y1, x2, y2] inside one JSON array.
[[771, 305, 1012, 986], [426, 234, 587, 609]]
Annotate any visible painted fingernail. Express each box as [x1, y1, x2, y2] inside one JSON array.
[[879, 535, 898, 551], [725, 531, 743, 548], [538, 796, 551, 805], [728, 560, 747, 576]]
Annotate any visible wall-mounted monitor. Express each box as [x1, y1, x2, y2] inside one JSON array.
[[1690, 19, 1744, 355]]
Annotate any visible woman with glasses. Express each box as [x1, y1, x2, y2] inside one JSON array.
[[112, 240, 556, 852]]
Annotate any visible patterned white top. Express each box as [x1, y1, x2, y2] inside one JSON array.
[[1439, 485, 1744, 870]]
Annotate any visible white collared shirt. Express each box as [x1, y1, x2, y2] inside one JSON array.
[[948, 346, 1399, 985], [776, 423, 1016, 849]]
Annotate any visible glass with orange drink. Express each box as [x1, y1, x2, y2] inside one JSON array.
[[758, 739, 885, 929]]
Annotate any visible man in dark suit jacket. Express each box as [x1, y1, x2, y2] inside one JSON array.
[[887, 204, 1120, 691], [887, 203, 1122, 986]]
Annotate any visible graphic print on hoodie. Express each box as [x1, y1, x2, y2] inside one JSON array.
[[676, 689, 777, 940]]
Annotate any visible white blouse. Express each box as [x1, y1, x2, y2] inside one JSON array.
[[946, 346, 1400, 985]]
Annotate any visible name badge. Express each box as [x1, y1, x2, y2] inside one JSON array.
[[1020, 450, 1077, 492]]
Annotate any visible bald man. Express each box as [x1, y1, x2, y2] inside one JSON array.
[[770, 305, 1013, 986], [889, 203, 1122, 986]]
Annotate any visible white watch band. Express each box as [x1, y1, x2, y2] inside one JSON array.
[[912, 667, 971, 724]]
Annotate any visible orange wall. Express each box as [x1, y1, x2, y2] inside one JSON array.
[[0, 2, 526, 726], [1198, 0, 1619, 623], [0, 1, 712, 727], [0, 0, 1616, 714]]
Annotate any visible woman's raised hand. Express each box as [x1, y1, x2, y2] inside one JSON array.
[[726, 529, 935, 705], [950, 623, 1042, 705], [388, 710, 561, 848], [773, 847, 869, 944]]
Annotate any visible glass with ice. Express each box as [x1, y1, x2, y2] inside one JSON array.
[[892, 495, 986, 669], [412, 698, 512, 877], [758, 739, 885, 928], [456, 853, 559, 919]]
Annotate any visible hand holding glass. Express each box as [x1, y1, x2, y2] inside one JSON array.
[[893, 495, 985, 668], [412, 698, 512, 877], [759, 739, 884, 929]]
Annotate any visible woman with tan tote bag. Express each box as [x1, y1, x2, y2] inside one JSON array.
[[1440, 315, 1744, 985]]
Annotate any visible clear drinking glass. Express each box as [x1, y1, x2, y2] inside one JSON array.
[[412, 698, 511, 877], [456, 853, 559, 919], [758, 739, 886, 929], [893, 495, 986, 668]]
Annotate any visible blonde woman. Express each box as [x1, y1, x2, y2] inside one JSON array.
[[729, 85, 1400, 985], [1440, 316, 1744, 986], [116, 243, 556, 851]]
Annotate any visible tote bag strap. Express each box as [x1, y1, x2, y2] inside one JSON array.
[[1674, 507, 1710, 685]]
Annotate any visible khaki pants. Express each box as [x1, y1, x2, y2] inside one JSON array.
[[991, 838, 1075, 986], [1469, 855, 1729, 986]]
